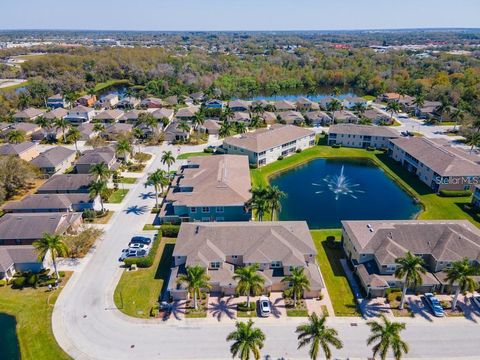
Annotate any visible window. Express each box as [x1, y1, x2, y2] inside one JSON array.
[[232, 255, 239, 259], [190, 207, 197, 213], [216, 217, 224, 222], [211, 261, 221, 269], [216, 206, 224, 213], [202, 207, 210, 213], [201, 217, 210, 222], [270, 261, 282, 268]]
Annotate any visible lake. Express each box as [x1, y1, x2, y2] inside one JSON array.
[[0, 313, 20, 360], [246, 92, 356, 102], [270, 158, 421, 229]]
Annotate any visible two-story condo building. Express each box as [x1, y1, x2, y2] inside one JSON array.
[[389, 137, 480, 192], [160, 155, 252, 223], [342, 220, 480, 298], [328, 124, 399, 149], [47, 94, 70, 109], [223, 124, 315, 166], [168, 221, 323, 300]]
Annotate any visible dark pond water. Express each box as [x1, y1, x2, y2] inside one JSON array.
[[97, 84, 129, 100], [270, 158, 421, 229], [0, 313, 20, 360]]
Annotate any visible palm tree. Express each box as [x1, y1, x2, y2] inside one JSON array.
[[412, 95, 425, 115], [161, 150, 176, 173], [90, 162, 111, 181], [219, 121, 232, 138], [436, 99, 451, 124], [266, 185, 286, 221], [89, 180, 108, 212], [450, 108, 464, 131], [465, 131, 480, 154], [385, 101, 401, 123], [139, 113, 159, 136], [115, 138, 133, 163], [93, 122, 105, 133], [176, 265, 211, 310], [226, 320, 265, 360], [366, 315, 409, 360], [246, 187, 269, 221], [132, 127, 144, 149], [352, 102, 366, 121], [235, 121, 247, 134], [326, 99, 342, 123], [6, 129, 25, 144], [33, 233, 68, 280], [55, 117, 70, 144], [283, 266, 311, 307], [192, 112, 205, 129], [223, 106, 234, 121], [67, 127, 81, 152], [296, 313, 343, 360], [35, 115, 50, 130], [178, 121, 191, 134], [394, 251, 426, 310], [252, 103, 264, 116], [445, 258, 478, 311], [145, 169, 169, 209], [250, 115, 262, 129], [233, 264, 265, 308]]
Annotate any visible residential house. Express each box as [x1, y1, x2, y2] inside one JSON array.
[[328, 124, 399, 149], [44, 107, 68, 121], [99, 94, 119, 109], [141, 97, 164, 109], [223, 124, 315, 166], [0, 141, 39, 161], [77, 95, 96, 107], [231, 112, 251, 124], [75, 147, 118, 174], [164, 121, 191, 143], [389, 137, 480, 192], [342, 220, 480, 297], [160, 155, 252, 223], [304, 111, 332, 126], [47, 94, 70, 109], [77, 123, 96, 141], [31, 127, 63, 142], [228, 100, 251, 112], [189, 92, 204, 103], [415, 101, 442, 120], [319, 97, 336, 110], [13, 107, 44, 122], [0, 212, 82, 245], [331, 110, 359, 124], [93, 109, 124, 124], [362, 108, 392, 125], [102, 123, 133, 141], [296, 97, 320, 112], [164, 96, 178, 106], [342, 96, 369, 109], [37, 174, 94, 194], [278, 110, 304, 125], [175, 106, 200, 121], [0, 246, 44, 281], [261, 111, 277, 125], [9, 122, 41, 136], [199, 120, 221, 135], [152, 108, 174, 124], [65, 106, 95, 124], [205, 99, 224, 110], [3, 193, 101, 213], [168, 221, 323, 300], [118, 110, 143, 124], [30, 146, 76, 176], [274, 100, 296, 112], [117, 97, 140, 109]]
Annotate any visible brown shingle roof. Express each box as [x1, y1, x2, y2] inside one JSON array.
[[31, 146, 75, 168], [0, 141, 36, 156], [38, 174, 93, 193], [329, 124, 399, 137], [3, 194, 92, 212]]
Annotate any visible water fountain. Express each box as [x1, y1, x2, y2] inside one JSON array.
[[312, 165, 364, 200]]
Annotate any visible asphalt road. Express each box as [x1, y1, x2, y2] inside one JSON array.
[[52, 141, 480, 360]]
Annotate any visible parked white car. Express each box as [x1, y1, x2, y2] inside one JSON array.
[[259, 296, 271, 317], [129, 243, 150, 251]]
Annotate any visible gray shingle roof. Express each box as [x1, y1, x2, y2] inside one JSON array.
[[329, 124, 399, 137], [0, 141, 36, 156], [0, 246, 39, 273], [31, 146, 75, 169], [3, 193, 92, 212], [38, 174, 93, 193]]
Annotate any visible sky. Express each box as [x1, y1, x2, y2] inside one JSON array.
[[1, 0, 479, 31]]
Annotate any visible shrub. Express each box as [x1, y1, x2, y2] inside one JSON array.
[[331, 144, 341, 148], [39, 278, 56, 287], [439, 190, 472, 197], [82, 209, 96, 220], [0, 279, 7, 287], [237, 302, 256, 312], [160, 224, 180, 237], [150, 305, 159, 317], [26, 273, 39, 288], [295, 148, 302, 153], [64, 227, 104, 258], [249, 163, 258, 169], [203, 147, 214, 153], [12, 276, 26, 289], [366, 146, 375, 151], [123, 232, 161, 268], [277, 156, 284, 160]]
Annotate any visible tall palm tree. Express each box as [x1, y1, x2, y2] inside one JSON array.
[[445, 258, 478, 311], [385, 101, 401, 123], [296, 313, 343, 360], [55, 117, 70, 144], [89, 180, 108, 212], [326, 99, 342, 123], [223, 106, 234, 122], [266, 185, 286, 221], [436, 99, 451, 124], [233, 264, 265, 308], [115, 138, 133, 163], [250, 115, 262, 129], [132, 127, 144, 150], [90, 162, 111, 181], [35, 115, 50, 130], [6, 129, 25, 144], [139, 113, 159, 136], [33, 233, 68, 280], [67, 127, 81, 152], [145, 169, 169, 209], [366, 315, 409, 360], [93, 122, 105, 133], [246, 187, 269, 221], [235, 121, 247, 134], [412, 95, 425, 115], [252, 103, 264, 116], [465, 131, 480, 154], [394, 251, 426, 310], [226, 320, 265, 360], [283, 266, 311, 307], [219, 121, 232, 138], [161, 150, 176, 173], [192, 112, 205, 129], [178, 121, 191, 134], [450, 108, 464, 131], [176, 265, 211, 310], [352, 102, 366, 121]]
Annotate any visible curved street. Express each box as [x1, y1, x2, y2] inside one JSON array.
[[52, 141, 480, 360]]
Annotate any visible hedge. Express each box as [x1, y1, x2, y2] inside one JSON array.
[[331, 144, 341, 148], [439, 190, 472, 197], [160, 224, 180, 237], [123, 231, 161, 268]]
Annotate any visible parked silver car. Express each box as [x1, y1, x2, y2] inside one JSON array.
[[259, 296, 271, 317]]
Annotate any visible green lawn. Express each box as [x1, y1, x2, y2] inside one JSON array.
[[177, 152, 213, 160], [251, 144, 480, 227], [114, 238, 175, 318], [311, 230, 360, 316], [93, 79, 131, 92], [119, 177, 137, 184], [0, 275, 72, 360], [107, 189, 129, 203]]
